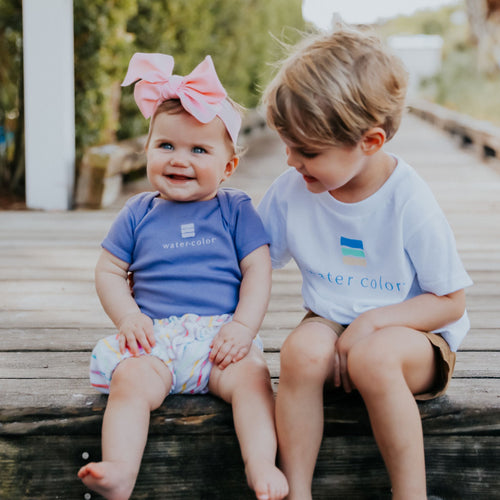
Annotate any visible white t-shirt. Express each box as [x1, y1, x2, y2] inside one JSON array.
[[258, 156, 473, 351]]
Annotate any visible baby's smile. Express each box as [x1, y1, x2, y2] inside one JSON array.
[[166, 173, 195, 181]]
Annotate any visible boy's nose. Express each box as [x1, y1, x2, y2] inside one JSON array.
[[285, 147, 299, 168]]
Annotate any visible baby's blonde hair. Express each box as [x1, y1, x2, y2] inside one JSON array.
[[145, 99, 243, 156], [263, 26, 409, 149]]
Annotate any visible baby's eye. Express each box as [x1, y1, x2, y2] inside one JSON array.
[[159, 142, 173, 150], [192, 146, 207, 154]]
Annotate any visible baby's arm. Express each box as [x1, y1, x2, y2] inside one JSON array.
[[336, 289, 466, 391], [209, 244, 272, 369], [95, 249, 155, 355]]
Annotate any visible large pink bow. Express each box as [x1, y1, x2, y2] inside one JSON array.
[[121, 53, 241, 144]]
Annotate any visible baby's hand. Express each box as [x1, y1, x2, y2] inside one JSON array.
[[209, 320, 254, 370], [117, 312, 155, 356]]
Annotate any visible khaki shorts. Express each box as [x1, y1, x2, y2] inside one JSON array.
[[300, 310, 456, 401]]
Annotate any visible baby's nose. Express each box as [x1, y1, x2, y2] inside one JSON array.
[[170, 152, 189, 166]]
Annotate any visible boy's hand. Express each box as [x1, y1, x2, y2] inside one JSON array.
[[209, 320, 255, 370], [117, 312, 155, 356], [335, 314, 376, 393]]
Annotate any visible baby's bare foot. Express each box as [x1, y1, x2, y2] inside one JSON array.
[[78, 461, 136, 500], [245, 459, 289, 500]]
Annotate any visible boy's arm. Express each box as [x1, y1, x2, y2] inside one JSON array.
[[361, 289, 466, 334], [95, 249, 155, 355], [209, 244, 272, 369], [335, 289, 466, 391]]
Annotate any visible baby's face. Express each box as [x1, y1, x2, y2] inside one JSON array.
[[146, 111, 237, 202]]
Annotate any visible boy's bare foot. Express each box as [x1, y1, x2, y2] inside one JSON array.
[[78, 461, 136, 500], [245, 459, 289, 500]]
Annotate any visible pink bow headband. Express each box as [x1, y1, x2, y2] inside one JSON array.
[[122, 53, 241, 145]]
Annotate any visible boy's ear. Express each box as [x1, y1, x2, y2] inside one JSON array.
[[361, 127, 386, 155]]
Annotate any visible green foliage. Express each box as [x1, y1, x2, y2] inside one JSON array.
[[422, 47, 500, 126], [73, 0, 137, 157], [0, 0, 23, 196], [378, 4, 464, 37], [0, 0, 305, 199], [119, 0, 305, 139]]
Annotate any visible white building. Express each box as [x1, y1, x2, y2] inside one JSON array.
[[388, 34, 444, 96]]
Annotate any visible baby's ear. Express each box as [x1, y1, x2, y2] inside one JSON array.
[[361, 127, 386, 155], [222, 156, 239, 181]]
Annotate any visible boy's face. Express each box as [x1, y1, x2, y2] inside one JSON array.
[[146, 111, 237, 202], [283, 138, 369, 199]]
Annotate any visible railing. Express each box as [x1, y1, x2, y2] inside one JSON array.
[[408, 98, 500, 163]]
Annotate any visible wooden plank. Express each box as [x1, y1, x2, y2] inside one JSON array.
[[468, 311, 500, 329], [0, 309, 308, 329], [0, 350, 498, 382], [0, 326, 497, 353], [0, 328, 114, 351], [0, 291, 305, 312], [0, 434, 255, 500], [458, 329, 500, 351], [0, 269, 93, 281], [0, 289, 494, 319], [0, 434, 497, 499], [1, 379, 499, 435]]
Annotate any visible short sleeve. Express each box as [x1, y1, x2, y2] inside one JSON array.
[[257, 177, 292, 269], [101, 192, 156, 264], [405, 203, 472, 296], [225, 191, 270, 261]]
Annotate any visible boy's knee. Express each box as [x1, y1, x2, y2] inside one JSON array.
[[347, 334, 398, 393], [280, 328, 334, 381]]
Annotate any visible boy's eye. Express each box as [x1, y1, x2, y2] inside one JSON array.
[[159, 142, 173, 150], [193, 146, 207, 154], [300, 150, 319, 159]]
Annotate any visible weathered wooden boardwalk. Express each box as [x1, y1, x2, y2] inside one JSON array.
[[1, 113, 499, 499]]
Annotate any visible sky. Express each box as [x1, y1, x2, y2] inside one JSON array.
[[302, 0, 460, 29]]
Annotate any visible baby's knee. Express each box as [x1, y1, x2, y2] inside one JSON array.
[[210, 349, 272, 402], [110, 357, 171, 404], [237, 351, 271, 384]]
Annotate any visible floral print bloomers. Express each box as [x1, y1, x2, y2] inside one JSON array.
[[89, 313, 261, 395]]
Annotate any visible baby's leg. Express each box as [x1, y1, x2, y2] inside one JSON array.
[[274, 322, 338, 500], [78, 356, 172, 500], [209, 345, 288, 500], [347, 326, 436, 500]]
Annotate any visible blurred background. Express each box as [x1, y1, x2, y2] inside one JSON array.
[[1, 0, 499, 207]]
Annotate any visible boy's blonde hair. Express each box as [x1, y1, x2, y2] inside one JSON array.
[[262, 27, 409, 149]]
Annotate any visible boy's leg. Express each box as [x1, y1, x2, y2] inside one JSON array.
[[347, 326, 436, 500], [78, 356, 172, 500], [208, 344, 289, 500], [274, 322, 338, 500]]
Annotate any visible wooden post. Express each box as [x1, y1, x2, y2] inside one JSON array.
[[23, 0, 75, 210]]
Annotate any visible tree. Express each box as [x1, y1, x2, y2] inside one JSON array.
[[0, 0, 24, 197], [465, 0, 500, 73], [1, 0, 305, 201]]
